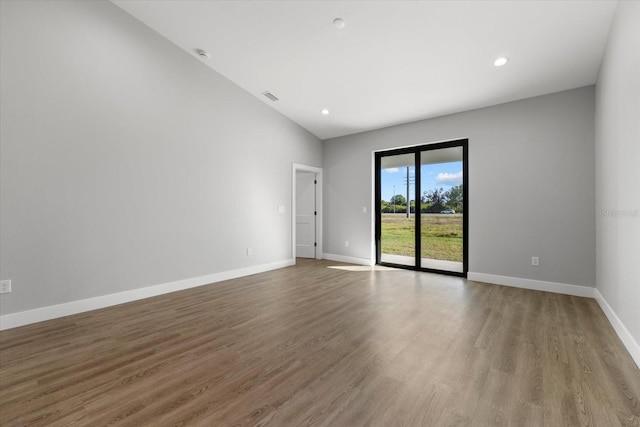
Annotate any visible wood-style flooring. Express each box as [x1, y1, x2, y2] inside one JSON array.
[[1, 259, 639, 426]]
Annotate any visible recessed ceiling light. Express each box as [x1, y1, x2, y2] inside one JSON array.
[[321, 109, 330, 115], [494, 57, 509, 67], [333, 18, 346, 29], [195, 49, 210, 59]]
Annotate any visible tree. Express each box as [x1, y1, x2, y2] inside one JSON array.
[[445, 184, 463, 212], [422, 188, 447, 212], [389, 194, 406, 206]]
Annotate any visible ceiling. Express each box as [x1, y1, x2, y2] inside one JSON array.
[[112, 1, 617, 140]]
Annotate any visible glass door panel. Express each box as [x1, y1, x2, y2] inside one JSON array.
[[420, 147, 464, 273], [379, 153, 415, 266]]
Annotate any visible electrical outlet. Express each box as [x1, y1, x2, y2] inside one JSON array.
[[532, 257, 540, 266], [247, 248, 252, 256], [344, 241, 349, 247], [0, 280, 11, 294]]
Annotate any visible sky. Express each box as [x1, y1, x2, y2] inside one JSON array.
[[381, 161, 462, 202]]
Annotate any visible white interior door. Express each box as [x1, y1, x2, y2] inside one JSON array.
[[296, 171, 316, 258]]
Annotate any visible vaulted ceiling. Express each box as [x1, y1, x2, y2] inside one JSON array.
[[112, 1, 617, 140]]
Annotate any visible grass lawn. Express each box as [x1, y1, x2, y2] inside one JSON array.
[[381, 213, 463, 262]]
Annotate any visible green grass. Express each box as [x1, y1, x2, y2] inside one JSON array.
[[381, 214, 463, 262]]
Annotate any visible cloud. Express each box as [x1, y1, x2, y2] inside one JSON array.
[[384, 167, 399, 173], [436, 171, 463, 185]]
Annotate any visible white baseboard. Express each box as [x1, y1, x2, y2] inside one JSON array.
[[4, 261, 637, 371], [322, 253, 374, 266], [467, 271, 639, 369], [0, 259, 295, 331], [467, 272, 596, 298], [594, 289, 640, 369]]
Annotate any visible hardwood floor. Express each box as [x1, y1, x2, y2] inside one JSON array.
[[1, 259, 639, 426]]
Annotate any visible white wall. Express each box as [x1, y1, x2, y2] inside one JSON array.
[[595, 1, 640, 358], [0, 0, 322, 317], [323, 87, 596, 288]]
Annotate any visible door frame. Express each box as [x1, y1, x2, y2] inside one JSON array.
[[292, 163, 323, 262], [374, 139, 468, 277]]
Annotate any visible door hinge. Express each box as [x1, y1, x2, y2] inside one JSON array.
[[314, 242, 317, 247], [314, 180, 317, 184], [314, 211, 317, 215]]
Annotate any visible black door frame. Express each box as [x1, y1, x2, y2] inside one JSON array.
[[375, 139, 468, 277]]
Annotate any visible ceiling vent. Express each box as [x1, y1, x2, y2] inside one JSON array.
[[195, 49, 210, 59], [262, 91, 279, 102]]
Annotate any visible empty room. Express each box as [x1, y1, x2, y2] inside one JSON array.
[[1, 0, 639, 425]]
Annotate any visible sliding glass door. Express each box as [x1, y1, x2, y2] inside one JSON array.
[[375, 139, 468, 276]]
